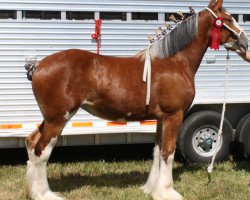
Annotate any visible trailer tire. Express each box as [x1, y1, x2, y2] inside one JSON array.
[[234, 114, 250, 158], [178, 111, 233, 164], [235, 114, 250, 158], [235, 114, 250, 141]]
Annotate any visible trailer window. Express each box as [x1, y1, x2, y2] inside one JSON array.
[[23, 11, 61, 20], [43, 11, 60, 20], [0, 10, 16, 19], [66, 11, 94, 20], [243, 14, 250, 22], [132, 12, 158, 21], [231, 14, 239, 22], [100, 12, 126, 21]]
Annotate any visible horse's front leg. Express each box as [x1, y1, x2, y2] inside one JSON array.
[[152, 111, 183, 200], [141, 120, 162, 194]]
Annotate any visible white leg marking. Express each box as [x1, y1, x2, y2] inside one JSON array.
[[82, 99, 94, 106], [63, 111, 70, 120], [152, 152, 183, 200], [26, 137, 64, 200], [141, 145, 160, 194], [64, 109, 78, 122]]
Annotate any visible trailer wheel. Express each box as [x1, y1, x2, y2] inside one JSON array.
[[235, 114, 250, 158], [235, 114, 250, 141], [234, 114, 250, 157], [177, 111, 233, 164]]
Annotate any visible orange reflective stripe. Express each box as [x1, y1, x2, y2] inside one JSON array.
[[107, 122, 127, 126], [72, 122, 93, 127], [0, 121, 158, 129], [140, 120, 157, 125], [0, 124, 22, 129]]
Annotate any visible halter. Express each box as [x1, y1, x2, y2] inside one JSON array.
[[205, 7, 243, 39]]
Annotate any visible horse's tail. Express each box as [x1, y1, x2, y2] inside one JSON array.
[[24, 57, 37, 81]]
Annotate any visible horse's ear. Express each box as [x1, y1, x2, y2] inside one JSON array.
[[208, 0, 217, 7], [214, 0, 224, 10]]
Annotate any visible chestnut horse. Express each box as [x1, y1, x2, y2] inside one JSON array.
[[25, 0, 248, 200]]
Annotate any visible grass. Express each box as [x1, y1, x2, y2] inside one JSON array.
[[0, 145, 250, 200]]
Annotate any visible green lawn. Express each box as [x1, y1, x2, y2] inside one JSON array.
[[0, 146, 249, 200], [0, 160, 250, 200]]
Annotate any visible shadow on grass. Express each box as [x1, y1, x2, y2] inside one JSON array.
[[49, 161, 204, 193], [49, 171, 149, 192], [0, 143, 154, 165], [173, 163, 204, 181], [233, 158, 250, 172]]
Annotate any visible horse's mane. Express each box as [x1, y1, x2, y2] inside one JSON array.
[[135, 13, 198, 59]]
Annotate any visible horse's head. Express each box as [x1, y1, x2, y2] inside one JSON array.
[[207, 0, 248, 53]]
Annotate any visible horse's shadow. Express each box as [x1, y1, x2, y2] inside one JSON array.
[[48, 159, 250, 193], [49, 171, 149, 192], [233, 158, 250, 172], [48, 162, 204, 193]]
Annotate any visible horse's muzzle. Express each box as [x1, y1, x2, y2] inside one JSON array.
[[238, 31, 248, 52]]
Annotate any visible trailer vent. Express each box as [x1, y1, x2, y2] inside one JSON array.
[[243, 14, 250, 22], [100, 12, 126, 21], [0, 10, 16, 19], [66, 11, 94, 20], [23, 11, 61, 20], [231, 14, 239, 22], [132, 12, 158, 21]]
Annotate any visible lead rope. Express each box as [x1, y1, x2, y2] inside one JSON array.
[[207, 50, 231, 182]]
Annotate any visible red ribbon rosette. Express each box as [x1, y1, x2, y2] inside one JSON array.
[[210, 17, 224, 50]]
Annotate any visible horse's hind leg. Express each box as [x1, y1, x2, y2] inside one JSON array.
[[152, 111, 183, 200], [141, 120, 162, 194], [25, 119, 66, 200]]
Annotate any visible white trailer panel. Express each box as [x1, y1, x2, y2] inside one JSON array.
[[0, 0, 250, 14]]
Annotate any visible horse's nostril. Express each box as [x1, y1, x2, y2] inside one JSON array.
[[239, 33, 249, 52], [242, 43, 248, 52]]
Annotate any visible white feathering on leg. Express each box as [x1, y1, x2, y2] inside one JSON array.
[[152, 152, 183, 200], [26, 137, 64, 200], [141, 145, 160, 194]]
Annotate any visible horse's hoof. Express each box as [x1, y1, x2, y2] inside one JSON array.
[[140, 184, 151, 194], [41, 191, 64, 200], [29, 191, 64, 200], [152, 188, 183, 200]]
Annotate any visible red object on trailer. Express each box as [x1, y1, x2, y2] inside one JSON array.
[[91, 19, 102, 54]]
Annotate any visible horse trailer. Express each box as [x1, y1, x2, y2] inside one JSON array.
[[0, 0, 250, 163]]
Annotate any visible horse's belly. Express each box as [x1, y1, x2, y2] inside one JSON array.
[[80, 99, 145, 121], [80, 101, 101, 118]]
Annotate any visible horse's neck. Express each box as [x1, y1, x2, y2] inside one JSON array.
[[178, 11, 213, 76]]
